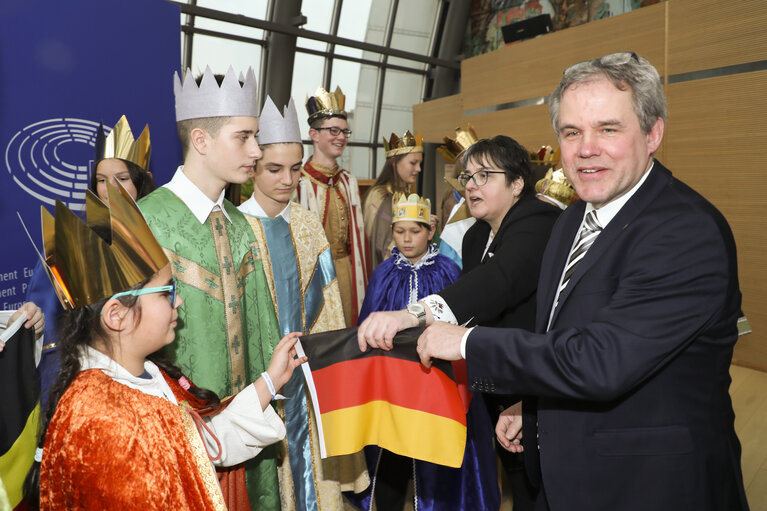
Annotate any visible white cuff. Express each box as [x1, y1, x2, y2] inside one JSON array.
[[460, 327, 474, 359], [421, 294, 458, 325]]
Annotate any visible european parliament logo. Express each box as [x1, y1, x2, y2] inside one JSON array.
[[4, 118, 108, 211]]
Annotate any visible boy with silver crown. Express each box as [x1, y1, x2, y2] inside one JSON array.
[[296, 86, 369, 328], [238, 96, 369, 510], [138, 66, 283, 509]]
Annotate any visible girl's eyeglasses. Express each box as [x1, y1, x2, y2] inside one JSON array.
[[103, 279, 177, 313]]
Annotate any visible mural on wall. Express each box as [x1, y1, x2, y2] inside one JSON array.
[[463, 0, 661, 58]]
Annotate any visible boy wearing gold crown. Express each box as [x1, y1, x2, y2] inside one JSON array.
[[138, 66, 284, 508], [238, 96, 369, 509], [296, 86, 369, 327]]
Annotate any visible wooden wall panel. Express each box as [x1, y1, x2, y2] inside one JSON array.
[[412, 94, 463, 143], [461, 3, 666, 111], [463, 103, 557, 150], [668, 0, 767, 76], [665, 71, 767, 371]]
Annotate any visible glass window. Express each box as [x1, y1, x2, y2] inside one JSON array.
[[362, 0, 394, 47], [190, 35, 262, 77], [193, 0, 268, 39], [388, 0, 440, 69], [340, 146, 372, 178], [291, 52, 328, 140], [378, 69, 424, 136], [297, 0, 335, 51], [336, 0, 374, 51], [329, 60, 363, 137], [348, 64, 380, 145]]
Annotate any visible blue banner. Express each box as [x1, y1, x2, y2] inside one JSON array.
[[0, 0, 181, 310]]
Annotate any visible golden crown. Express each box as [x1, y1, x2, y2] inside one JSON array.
[[392, 192, 431, 225], [535, 168, 577, 207], [27, 183, 168, 309], [383, 130, 423, 158], [95, 115, 151, 170], [437, 123, 479, 163], [529, 145, 560, 165], [306, 86, 347, 124]]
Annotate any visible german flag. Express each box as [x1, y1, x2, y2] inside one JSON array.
[[298, 327, 467, 468], [0, 326, 39, 509]]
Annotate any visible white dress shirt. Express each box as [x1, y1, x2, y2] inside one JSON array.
[[238, 195, 291, 223], [163, 166, 232, 224]]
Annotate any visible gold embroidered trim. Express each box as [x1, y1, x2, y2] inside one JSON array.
[[209, 211, 247, 392], [178, 402, 227, 511], [165, 250, 224, 302]]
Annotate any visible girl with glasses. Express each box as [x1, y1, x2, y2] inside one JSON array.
[[25, 184, 305, 511]]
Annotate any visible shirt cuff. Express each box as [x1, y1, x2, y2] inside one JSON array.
[[421, 294, 458, 325], [460, 327, 475, 359]]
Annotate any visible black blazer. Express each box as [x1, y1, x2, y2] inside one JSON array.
[[439, 195, 561, 330], [465, 162, 749, 510]]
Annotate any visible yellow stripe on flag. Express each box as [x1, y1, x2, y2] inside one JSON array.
[[321, 400, 466, 468], [0, 403, 40, 507]]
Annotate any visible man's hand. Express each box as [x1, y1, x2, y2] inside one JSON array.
[[416, 321, 466, 368], [357, 310, 417, 351], [495, 402, 524, 453]]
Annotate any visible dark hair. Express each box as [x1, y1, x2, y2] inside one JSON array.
[[90, 158, 156, 200], [309, 114, 347, 130], [373, 154, 411, 192], [23, 278, 218, 509], [460, 135, 534, 198]]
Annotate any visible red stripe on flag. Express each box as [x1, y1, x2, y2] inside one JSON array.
[[311, 356, 466, 426]]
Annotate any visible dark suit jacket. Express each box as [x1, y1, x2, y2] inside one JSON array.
[[439, 195, 561, 330], [466, 162, 749, 511]]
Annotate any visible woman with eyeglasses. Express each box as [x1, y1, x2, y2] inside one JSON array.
[[363, 131, 427, 269], [358, 135, 561, 511]]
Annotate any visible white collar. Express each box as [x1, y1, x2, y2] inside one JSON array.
[[238, 195, 291, 223], [79, 345, 178, 404], [586, 161, 654, 228], [163, 166, 231, 224]]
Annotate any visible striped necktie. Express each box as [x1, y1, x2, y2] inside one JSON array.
[[557, 210, 602, 297]]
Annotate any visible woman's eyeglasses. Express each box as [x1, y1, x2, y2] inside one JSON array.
[[457, 170, 506, 187]]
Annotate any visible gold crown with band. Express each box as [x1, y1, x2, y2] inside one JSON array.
[[437, 123, 479, 163], [22, 182, 168, 309], [306, 86, 347, 124], [535, 168, 577, 207], [95, 115, 151, 171], [383, 131, 423, 158], [392, 193, 431, 225]]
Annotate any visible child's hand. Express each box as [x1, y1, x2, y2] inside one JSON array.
[[266, 332, 308, 391]]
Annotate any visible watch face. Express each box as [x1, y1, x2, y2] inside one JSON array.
[[408, 304, 425, 316]]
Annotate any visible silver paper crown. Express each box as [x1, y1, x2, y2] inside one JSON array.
[[257, 96, 302, 145], [173, 65, 259, 122]]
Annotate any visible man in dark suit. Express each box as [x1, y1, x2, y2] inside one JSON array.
[[363, 52, 750, 510]]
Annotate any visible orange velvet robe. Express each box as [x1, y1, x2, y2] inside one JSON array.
[[40, 370, 225, 510]]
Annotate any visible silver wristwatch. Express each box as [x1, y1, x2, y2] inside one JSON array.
[[406, 303, 426, 328]]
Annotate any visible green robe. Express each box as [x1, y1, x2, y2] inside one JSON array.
[[139, 187, 282, 509]]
